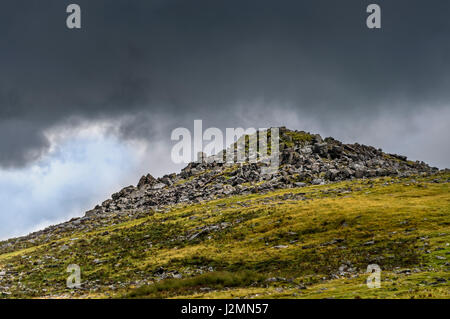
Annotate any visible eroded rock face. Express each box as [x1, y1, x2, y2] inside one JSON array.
[[4, 127, 441, 246]]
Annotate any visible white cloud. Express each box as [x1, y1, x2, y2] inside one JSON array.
[[0, 122, 176, 240]]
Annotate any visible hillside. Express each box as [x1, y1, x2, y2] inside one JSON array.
[[0, 128, 448, 299]]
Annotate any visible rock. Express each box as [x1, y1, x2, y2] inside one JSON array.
[[354, 170, 365, 178], [232, 177, 246, 185], [137, 174, 157, 189], [398, 269, 411, 274], [312, 134, 323, 143], [321, 238, 344, 246], [272, 245, 289, 249], [160, 176, 173, 186], [327, 169, 340, 180], [154, 267, 165, 275], [152, 183, 166, 190], [313, 143, 328, 155], [188, 223, 230, 241], [311, 178, 324, 185], [294, 182, 307, 187], [266, 277, 287, 282]]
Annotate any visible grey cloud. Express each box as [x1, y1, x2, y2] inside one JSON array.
[[0, 119, 50, 168], [0, 0, 449, 167]]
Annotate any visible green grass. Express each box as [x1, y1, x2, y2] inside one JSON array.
[[0, 172, 449, 299], [124, 271, 265, 298], [283, 131, 314, 147]]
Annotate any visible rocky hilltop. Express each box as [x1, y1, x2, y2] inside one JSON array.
[[3, 127, 439, 245], [0, 127, 448, 299], [91, 127, 437, 213]]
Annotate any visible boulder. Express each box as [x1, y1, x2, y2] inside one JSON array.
[[137, 174, 157, 189]]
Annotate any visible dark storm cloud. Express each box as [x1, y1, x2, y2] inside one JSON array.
[[0, 119, 50, 167], [0, 0, 449, 167]]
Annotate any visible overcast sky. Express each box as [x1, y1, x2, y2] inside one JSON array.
[[0, 0, 449, 239]]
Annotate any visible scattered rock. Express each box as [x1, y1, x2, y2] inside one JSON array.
[[272, 245, 289, 249]]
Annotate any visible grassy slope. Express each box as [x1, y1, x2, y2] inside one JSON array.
[[0, 173, 449, 299]]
